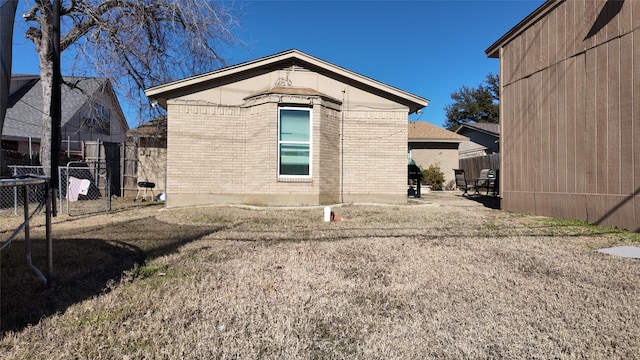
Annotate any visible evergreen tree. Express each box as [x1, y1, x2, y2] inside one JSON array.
[[444, 73, 499, 131]]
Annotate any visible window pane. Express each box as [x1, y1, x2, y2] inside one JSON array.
[[280, 109, 310, 141], [280, 143, 309, 175]]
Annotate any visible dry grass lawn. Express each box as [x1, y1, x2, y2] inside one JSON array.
[[0, 192, 639, 358]]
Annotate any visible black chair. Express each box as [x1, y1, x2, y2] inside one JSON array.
[[453, 169, 474, 196], [475, 169, 499, 196]]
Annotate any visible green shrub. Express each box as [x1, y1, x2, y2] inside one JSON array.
[[422, 165, 445, 190]]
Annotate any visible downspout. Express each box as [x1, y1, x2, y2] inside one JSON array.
[[340, 89, 345, 203], [499, 46, 504, 200]]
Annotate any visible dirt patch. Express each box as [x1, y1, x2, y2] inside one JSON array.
[[0, 193, 638, 358]]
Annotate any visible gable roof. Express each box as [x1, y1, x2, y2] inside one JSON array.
[[145, 49, 429, 114], [455, 122, 500, 137], [4, 76, 128, 140], [128, 116, 167, 138], [408, 121, 468, 143]]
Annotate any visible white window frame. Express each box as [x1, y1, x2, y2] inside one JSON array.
[[278, 106, 312, 178]]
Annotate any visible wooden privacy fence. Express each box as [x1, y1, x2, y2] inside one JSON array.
[[83, 141, 138, 198], [458, 153, 500, 183]]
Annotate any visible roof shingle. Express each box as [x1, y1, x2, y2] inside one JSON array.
[[408, 121, 468, 142]]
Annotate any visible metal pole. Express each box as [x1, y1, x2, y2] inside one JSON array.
[[23, 185, 47, 285], [45, 182, 53, 283]]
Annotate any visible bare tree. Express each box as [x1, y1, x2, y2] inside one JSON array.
[[22, 0, 240, 170]]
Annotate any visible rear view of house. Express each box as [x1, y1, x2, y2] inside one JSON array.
[[487, 0, 640, 231], [146, 49, 428, 207]]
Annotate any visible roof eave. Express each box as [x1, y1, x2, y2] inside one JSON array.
[[409, 137, 468, 143], [456, 124, 499, 137]]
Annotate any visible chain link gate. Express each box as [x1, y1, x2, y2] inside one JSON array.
[[1, 164, 111, 216], [62, 161, 111, 216]]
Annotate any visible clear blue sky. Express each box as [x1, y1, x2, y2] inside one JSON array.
[[11, 0, 544, 128]]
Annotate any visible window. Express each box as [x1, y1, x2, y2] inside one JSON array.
[[81, 103, 111, 135], [279, 107, 311, 177]]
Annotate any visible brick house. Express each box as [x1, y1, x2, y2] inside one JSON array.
[[145, 50, 429, 207], [486, 0, 640, 231], [408, 121, 467, 186]]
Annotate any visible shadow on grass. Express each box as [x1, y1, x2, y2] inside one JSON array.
[[466, 194, 501, 210], [1, 216, 223, 333]]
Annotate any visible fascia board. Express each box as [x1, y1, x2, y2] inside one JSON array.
[[409, 137, 469, 143], [458, 125, 499, 137]]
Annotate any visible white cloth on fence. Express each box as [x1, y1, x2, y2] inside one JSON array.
[[67, 177, 91, 202]]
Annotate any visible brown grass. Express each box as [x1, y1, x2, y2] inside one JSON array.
[[0, 192, 639, 358]]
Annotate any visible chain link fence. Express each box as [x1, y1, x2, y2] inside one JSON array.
[[0, 166, 47, 216], [63, 162, 111, 216], [1, 163, 111, 216]]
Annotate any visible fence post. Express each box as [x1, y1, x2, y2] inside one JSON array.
[[11, 166, 17, 215], [45, 181, 53, 284]]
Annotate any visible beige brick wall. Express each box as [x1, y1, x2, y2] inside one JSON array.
[[318, 106, 341, 204], [166, 101, 247, 199], [341, 110, 408, 204], [166, 99, 348, 207], [165, 100, 409, 207]]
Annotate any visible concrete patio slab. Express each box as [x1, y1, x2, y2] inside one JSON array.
[[597, 246, 640, 259]]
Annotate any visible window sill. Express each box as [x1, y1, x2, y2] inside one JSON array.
[[277, 177, 313, 183]]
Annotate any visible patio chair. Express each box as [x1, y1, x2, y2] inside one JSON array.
[[475, 169, 497, 196], [453, 169, 474, 196]]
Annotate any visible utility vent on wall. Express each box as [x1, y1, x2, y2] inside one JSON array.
[[283, 64, 309, 72]]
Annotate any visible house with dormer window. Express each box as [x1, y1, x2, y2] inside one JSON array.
[[4, 75, 128, 162]]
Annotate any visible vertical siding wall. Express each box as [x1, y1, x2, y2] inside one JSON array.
[[500, 0, 640, 230]]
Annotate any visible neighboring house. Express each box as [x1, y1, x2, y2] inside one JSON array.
[[455, 122, 500, 159], [127, 116, 167, 194], [5, 74, 129, 159], [486, 0, 640, 231], [145, 49, 429, 207], [408, 121, 467, 185]]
